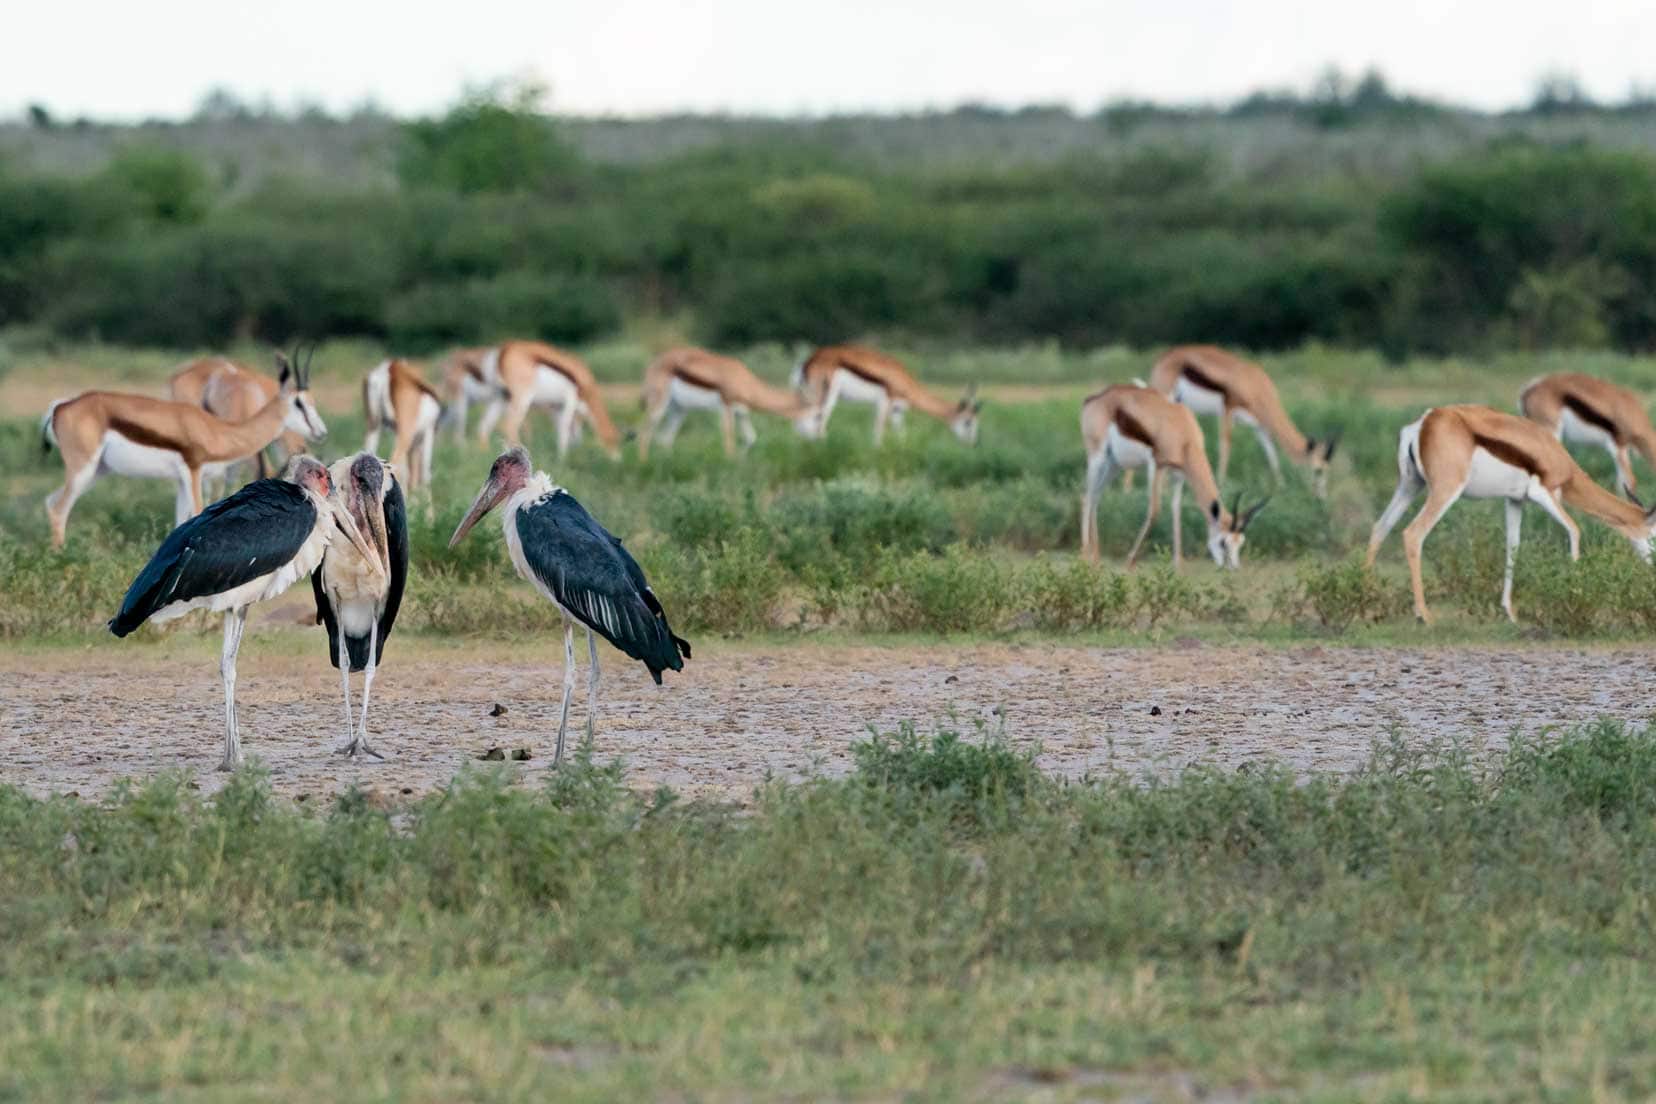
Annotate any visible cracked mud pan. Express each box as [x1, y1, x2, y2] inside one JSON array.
[[2, 634, 1648, 803]]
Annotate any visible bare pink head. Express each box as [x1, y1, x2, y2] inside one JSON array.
[[449, 447, 532, 547]]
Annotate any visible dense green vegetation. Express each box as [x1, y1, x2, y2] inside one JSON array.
[[9, 342, 1656, 643], [9, 79, 1656, 355], [6, 717, 1656, 1097]]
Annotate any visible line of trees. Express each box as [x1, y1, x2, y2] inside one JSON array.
[[5, 81, 1656, 357]]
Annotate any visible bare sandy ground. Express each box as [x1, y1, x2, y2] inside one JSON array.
[[3, 631, 1651, 804]]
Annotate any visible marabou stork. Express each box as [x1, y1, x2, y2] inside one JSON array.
[[449, 446, 690, 765], [109, 456, 380, 771], [312, 452, 408, 760]]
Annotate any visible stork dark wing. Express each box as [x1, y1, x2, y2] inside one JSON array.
[[378, 472, 409, 657], [111, 480, 316, 637], [516, 491, 689, 683]]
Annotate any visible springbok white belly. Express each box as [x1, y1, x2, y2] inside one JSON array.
[[1172, 379, 1226, 417], [1105, 426, 1155, 470], [831, 370, 888, 405], [667, 377, 724, 411], [99, 432, 189, 480], [531, 366, 580, 409], [1462, 447, 1538, 500], [1557, 406, 1616, 450]]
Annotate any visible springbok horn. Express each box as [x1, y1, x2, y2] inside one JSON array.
[[1230, 491, 1242, 523], [1241, 496, 1272, 530], [1628, 485, 1646, 510]]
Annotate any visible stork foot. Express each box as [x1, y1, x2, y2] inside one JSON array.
[[334, 738, 386, 761]]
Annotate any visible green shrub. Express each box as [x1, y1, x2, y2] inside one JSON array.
[[1021, 557, 1132, 631], [639, 529, 786, 635], [1296, 556, 1401, 631], [857, 547, 1013, 633]]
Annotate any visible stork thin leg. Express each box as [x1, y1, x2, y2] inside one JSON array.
[[586, 628, 600, 744], [218, 608, 247, 772], [336, 628, 354, 750], [554, 620, 577, 767], [356, 622, 385, 760]]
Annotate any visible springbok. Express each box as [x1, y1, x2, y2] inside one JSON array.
[[795, 344, 980, 444], [363, 358, 443, 495], [1147, 345, 1337, 496], [1081, 383, 1266, 568], [1519, 372, 1656, 498], [1367, 405, 1656, 624], [475, 341, 622, 459], [169, 356, 308, 495], [43, 350, 327, 548], [639, 346, 816, 459], [437, 346, 494, 442]]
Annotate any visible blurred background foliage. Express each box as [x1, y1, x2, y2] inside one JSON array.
[[8, 72, 1656, 357]]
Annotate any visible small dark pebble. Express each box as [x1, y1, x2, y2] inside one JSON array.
[[1149, 705, 1162, 716], [478, 747, 506, 761], [511, 748, 532, 761], [400, 787, 413, 795], [489, 703, 508, 717], [944, 674, 959, 684]]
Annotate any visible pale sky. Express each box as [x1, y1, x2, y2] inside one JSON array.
[[6, 0, 1655, 119]]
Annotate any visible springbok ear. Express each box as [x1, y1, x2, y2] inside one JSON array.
[[1324, 430, 1342, 462], [1209, 501, 1221, 522], [275, 352, 293, 388]]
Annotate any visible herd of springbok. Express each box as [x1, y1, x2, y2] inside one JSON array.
[[40, 338, 1656, 625]]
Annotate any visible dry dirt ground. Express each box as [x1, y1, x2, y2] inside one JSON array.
[[4, 627, 1653, 804]]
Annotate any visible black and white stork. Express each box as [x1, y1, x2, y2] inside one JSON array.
[[312, 452, 408, 760], [109, 456, 380, 771], [448, 446, 690, 765]]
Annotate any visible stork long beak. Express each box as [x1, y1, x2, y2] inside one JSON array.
[[331, 501, 383, 576], [449, 476, 506, 548]]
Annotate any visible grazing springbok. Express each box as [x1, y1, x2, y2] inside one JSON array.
[[475, 341, 622, 460], [1147, 345, 1337, 496], [43, 351, 327, 548], [1081, 383, 1266, 568], [1367, 405, 1656, 624], [363, 358, 443, 496], [1519, 372, 1656, 498], [639, 346, 816, 459], [795, 344, 980, 444], [169, 356, 309, 496], [437, 346, 494, 442]]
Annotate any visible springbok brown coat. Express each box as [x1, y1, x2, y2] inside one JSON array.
[[640, 346, 814, 459]]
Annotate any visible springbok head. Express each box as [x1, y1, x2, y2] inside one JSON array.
[[275, 342, 328, 442]]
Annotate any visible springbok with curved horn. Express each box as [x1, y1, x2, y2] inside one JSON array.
[[1081, 384, 1266, 568], [363, 358, 443, 496], [1519, 372, 1656, 499], [795, 344, 980, 444], [639, 346, 816, 459], [1147, 345, 1337, 497], [169, 356, 309, 495], [474, 341, 622, 460], [43, 348, 327, 548], [1367, 405, 1656, 624]]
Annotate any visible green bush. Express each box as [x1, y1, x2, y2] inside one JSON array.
[[857, 547, 1013, 633], [1021, 557, 1131, 630], [1296, 556, 1401, 631]]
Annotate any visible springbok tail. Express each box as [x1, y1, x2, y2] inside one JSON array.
[[40, 399, 67, 453]]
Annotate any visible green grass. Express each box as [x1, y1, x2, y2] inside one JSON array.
[[7, 720, 1656, 1098]]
